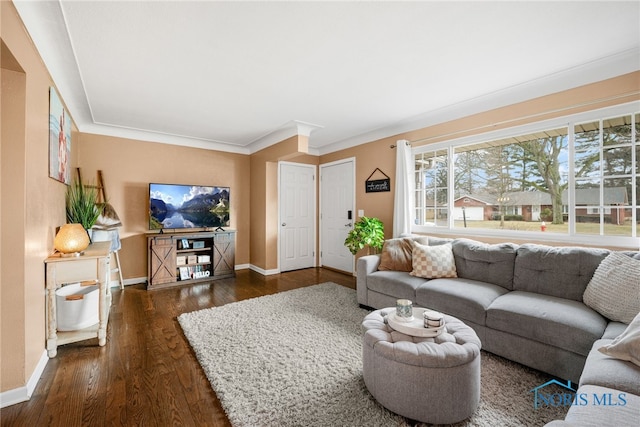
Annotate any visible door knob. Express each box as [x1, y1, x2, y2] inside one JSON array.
[[282, 223, 286, 226]]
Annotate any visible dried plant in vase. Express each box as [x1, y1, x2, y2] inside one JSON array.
[[65, 178, 100, 232]]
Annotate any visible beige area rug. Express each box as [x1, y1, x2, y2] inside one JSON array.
[[178, 282, 570, 426]]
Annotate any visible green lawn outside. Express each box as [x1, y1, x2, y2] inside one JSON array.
[[452, 220, 636, 236]]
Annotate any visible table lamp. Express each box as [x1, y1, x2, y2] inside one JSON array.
[[54, 224, 90, 256]]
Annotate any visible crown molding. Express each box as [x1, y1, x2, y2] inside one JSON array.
[[80, 123, 251, 154], [247, 120, 323, 154]]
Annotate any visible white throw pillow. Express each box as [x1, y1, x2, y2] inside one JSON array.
[[410, 242, 457, 279], [583, 252, 640, 324], [599, 311, 640, 367]]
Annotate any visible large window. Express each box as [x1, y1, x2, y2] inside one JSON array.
[[413, 104, 639, 248]]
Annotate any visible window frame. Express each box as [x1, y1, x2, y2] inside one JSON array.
[[412, 101, 640, 249]]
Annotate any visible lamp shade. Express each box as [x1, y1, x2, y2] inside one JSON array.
[[54, 224, 90, 254]]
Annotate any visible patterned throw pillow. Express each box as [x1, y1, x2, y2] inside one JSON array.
[[410, 242, 457, 279], [583, 252, 640, 324]]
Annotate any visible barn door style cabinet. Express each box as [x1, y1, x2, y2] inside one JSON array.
[[147, 230, 235, 290]]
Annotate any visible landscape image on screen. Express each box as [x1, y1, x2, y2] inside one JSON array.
[[149, 183, 230, 230]]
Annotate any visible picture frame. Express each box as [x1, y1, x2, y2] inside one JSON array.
[[48, 87, 72, 184], [179, 267, 191, 281]]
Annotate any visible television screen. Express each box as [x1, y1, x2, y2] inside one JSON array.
[[149, 183, 230, 230]]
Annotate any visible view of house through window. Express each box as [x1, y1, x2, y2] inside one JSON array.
[[413, 108, 638, 245], [453, 127, 570, 232]]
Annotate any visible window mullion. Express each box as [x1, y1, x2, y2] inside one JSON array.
[[448, 145, 455, 229], [568, 121, 576, 236], [599, 119, 605, 236], [633, 114, 637, 238]]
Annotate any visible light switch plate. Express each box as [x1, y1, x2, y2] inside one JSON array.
[[358, 210, 364, 217]]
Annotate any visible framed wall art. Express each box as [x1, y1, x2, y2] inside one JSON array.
[[49, 87, 71, 184]]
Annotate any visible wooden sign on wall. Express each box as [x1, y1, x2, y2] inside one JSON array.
[[365, 168, 391, 193]]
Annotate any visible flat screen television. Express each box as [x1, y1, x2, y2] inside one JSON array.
[[149, 183, 230, 230]]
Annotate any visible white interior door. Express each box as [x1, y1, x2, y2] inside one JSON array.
[[279, 162, 316, 272], [320, 159, 355, 274]]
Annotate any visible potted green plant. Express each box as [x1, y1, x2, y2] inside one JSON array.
[[344, 216, 384, 255], [65, 178, 100, 233]]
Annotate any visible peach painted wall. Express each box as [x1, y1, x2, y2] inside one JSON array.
[[1, 58, 27, 393], [1, 2, 74, 393], [77, 133, 252, 279], [320, 72, 640, 256]]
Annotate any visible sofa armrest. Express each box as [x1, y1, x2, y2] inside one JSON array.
[[357, 254, 381, 306]]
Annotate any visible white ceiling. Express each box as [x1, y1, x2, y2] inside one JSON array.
[[13, 1, 640, 155]]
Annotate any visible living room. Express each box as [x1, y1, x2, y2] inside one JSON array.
[[2, 1, 639, 425]]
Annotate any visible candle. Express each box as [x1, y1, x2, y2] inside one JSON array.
[[396, 299, 413, 320], [423, 310, 444, 328]]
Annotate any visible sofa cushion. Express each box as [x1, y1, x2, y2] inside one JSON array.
[[378, 236, 429, 272], [486, 291, 607, 356], [562, 385, 640, 427], [583, 252, 640, 324], [581, 339, 640, 395], [601, 321, 629, 340], [415, 278, 509, 326], [598, 312, 640, 367], [366, 271, 427, 301], [513, 244, 610, 301], [410, 242, 457, 279], [451, 239, 518, 290]]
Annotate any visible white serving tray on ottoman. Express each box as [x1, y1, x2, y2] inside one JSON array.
[[386, 307, 445, 337]]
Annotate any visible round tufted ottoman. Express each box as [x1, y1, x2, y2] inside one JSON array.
[[362, 308, 481, 424]]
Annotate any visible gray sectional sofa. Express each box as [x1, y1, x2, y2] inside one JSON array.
[[356, 236, 640, 425]]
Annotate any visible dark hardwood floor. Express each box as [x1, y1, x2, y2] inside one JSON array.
[[1, 268, 356, 427]]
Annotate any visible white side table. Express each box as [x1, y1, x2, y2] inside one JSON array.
[[44, 241, 111, 357]]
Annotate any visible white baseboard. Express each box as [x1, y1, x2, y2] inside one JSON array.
[[249, 264, 280, 275], [109, 276, 148, 288], [111, 266, 275, 289], [0, 350, 48, 408]]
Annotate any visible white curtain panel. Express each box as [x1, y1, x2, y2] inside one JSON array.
[[393, 140, 414, 237]]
